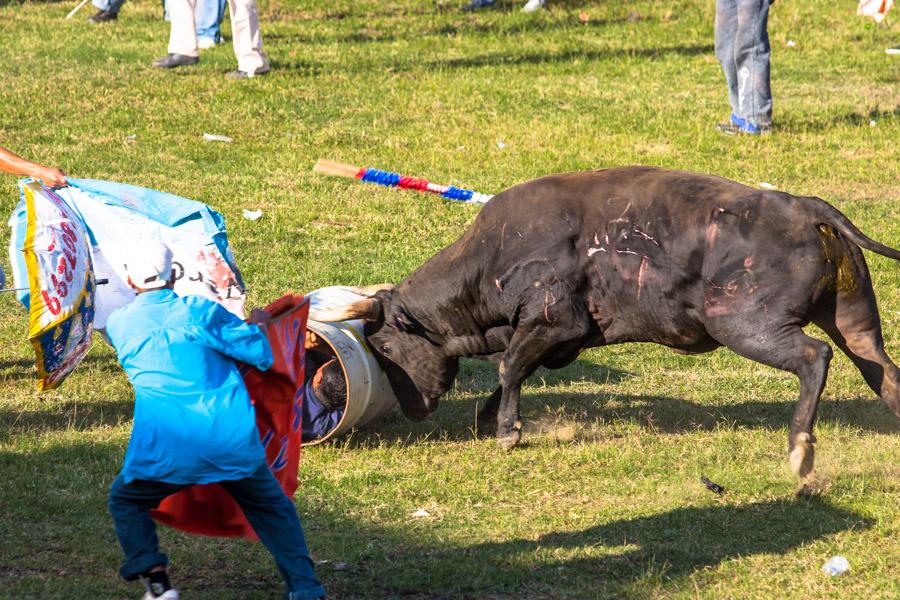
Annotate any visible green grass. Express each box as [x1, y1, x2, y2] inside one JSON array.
[[1, 0, 899, 598]]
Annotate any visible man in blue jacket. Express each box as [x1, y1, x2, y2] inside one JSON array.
[[105, 241, 325, 600]]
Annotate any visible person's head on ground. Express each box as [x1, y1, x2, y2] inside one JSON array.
[[123, 241, 175, 293], [312, 358, 347, 411]]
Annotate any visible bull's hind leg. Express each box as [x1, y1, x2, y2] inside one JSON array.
[[814, 287, 900, 418], [709, 322, 833, 483]]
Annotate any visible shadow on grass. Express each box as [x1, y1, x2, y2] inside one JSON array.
[[0, 352, 120, 382], [0, 395, 133, 440], [350, 392, 899, 449], [794, 105, 900, 131], [421, 43, 713, 70], [0, 438, 872, 599], [316, 497, 871, 599]]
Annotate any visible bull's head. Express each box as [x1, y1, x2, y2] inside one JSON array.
[[311, 286, 458, 421]]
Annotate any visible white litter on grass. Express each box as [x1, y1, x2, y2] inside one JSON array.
[[203, 132, 233, 143], [242, 209, 263, 221], [822, 556, 850, 576], [759, 182, 777, 190], [869, 120, 877, 127], [411, 508, 431, 518], [125, 134, 137, 142], [886, 48, 900, 56], [786, 39, 797, 47], [496, 140, 507, 149]]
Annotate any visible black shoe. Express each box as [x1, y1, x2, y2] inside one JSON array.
[[152, 54, 199, 69], [225, 68, 269, 80], [87, 9, 118, 22]]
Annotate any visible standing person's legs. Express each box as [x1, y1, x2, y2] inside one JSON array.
[[108, 474, 186, 581], [221, 463, 325, 600], [88, 0, 125, 21], [226, 0, 269, 76], [167, 0, 201, 59], [196, 0, 228, 45], [734, 0, 772, 128], [92, 0, 126, 13], [715, 0, 740, 119]]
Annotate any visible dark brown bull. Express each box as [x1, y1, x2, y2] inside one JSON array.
[[313, 166, 900, 485]]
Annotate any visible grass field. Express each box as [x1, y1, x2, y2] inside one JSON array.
[[1, 0, 899, 598]]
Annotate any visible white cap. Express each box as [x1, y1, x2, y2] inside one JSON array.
[[123, 240, 174, 290]]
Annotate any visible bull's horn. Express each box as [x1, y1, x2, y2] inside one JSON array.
[[310, 298, 382, 322], [341, 283, 394, 297]]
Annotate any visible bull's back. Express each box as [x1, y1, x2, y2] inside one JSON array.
[[472, 167, 831, 348]]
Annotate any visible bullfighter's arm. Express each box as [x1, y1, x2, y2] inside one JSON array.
[[0, 146, 67, 187]]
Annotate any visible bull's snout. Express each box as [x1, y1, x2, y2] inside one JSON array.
[[397, 395, 439, 421]]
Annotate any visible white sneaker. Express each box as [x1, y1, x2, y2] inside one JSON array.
[[522, 0, 544, 12], [142, 589, 180, 600], [197, 37, 218, 50]]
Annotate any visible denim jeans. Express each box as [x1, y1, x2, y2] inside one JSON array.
[[196, 0, 227, 43], [108, 462, 325, 600], [714, 0, 773, 128], [92, 0, 126, 13], [163, 0, 227, 43]]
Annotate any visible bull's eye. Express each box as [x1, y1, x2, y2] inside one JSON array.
[[380, 343, 392, 355]]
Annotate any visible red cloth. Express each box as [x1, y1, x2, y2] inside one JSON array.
[[149, 294, 309, 539]]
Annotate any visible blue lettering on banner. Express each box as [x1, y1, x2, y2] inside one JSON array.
[[292, 384, 305, 432], [260, 428, 274, 448], [270, 435, 289, 471]]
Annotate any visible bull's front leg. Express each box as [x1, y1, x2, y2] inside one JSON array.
[[495, 358, 533, 450], [493, 297, 593, 450]]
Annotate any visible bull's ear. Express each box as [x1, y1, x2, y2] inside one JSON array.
[[341, 283, 394, 297], [310, 298, 383, 322]]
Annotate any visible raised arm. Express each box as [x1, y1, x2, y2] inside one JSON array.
[[195, 302, 275, 371]]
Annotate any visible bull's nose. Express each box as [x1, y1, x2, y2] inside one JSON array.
[[423, 396, 440, 412]]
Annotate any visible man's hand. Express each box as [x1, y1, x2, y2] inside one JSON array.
[[248, 308, 270, 326], [0, 146, 68, 188], [32, 165, 68, 188]]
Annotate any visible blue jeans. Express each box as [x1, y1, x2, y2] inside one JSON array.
[[108, 462, 325, 600], [163, 0, 227, 43], [714, 0, 773, 128], [92, 0, 126, 13], [197, 0, 227, 43]]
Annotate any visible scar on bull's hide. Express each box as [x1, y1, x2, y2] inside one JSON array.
[[631, 224, 659, 245], [495, 278, 503, 292], [706, 208, 727, 248], [587, 232, 608, 257], [500, 222, 507, 251], [637, 256, 649, 300], [543, 289, 557, 324]]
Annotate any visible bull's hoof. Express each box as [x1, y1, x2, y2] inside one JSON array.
[[497, 429, 521, 450], [795, 475, 826, 498], [789, 432, 816, 480]]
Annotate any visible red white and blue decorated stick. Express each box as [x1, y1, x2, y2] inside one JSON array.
[[313, 159, 493, 205]]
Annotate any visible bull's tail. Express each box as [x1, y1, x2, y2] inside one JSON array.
[[801, 196, 900, 261]]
